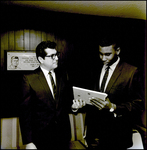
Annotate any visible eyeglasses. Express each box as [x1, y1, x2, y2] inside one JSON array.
[[45, 52, 60, 60]]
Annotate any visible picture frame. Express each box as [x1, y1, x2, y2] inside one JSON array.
[[5, 50, 40, 71]]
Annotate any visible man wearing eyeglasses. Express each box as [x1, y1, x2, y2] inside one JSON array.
[[19, 41, 74, 149]]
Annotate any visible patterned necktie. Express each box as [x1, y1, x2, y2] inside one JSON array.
[[100, 65, 110, 92], [49, 72, 56, 98]]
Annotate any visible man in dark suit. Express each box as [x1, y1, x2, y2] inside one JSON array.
[[19, 41, 73, 149], [72, 33, 145, 149]]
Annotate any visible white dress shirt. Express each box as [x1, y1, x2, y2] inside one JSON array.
[[40, 67, 56, 97], [99, 57, 120, 92]]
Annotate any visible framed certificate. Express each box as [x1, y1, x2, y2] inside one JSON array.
[[5, 50, 40, 71], [73, 86, 107, 105]]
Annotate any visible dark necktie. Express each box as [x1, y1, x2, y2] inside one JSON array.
[[49, 72, 56, 98], [100, 65, 110, 92]]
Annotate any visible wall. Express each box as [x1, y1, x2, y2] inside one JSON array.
[[1, 3, 146, 86], [0, 3, 146, 149]]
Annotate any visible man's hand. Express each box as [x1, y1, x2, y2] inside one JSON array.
[[25, 143, 37, 149], [90, 97, 115, 110], [72, 99, 86, 112]]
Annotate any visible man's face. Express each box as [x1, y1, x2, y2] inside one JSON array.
[[40, 48, 58, 71], [12, 58, 19, 67], [99, 45, 120, 66]]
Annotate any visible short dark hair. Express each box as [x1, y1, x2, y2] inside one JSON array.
[[99, 31, 120, 50], [11, 56, 19, 59], [36, 41, 57, 61], [11, 56, 19, 62]]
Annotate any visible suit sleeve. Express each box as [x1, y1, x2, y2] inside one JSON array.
[[19, 75, 33, 145], [115, 69, 145, 118]]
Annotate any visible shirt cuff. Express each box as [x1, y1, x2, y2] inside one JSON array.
[[71, 107, 79, 112]]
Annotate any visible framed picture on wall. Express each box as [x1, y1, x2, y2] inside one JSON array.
[[5, 50, 40, 71]]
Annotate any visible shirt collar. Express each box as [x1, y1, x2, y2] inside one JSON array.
[[40, 66, 54, 77], [104, 57, 120, 71]]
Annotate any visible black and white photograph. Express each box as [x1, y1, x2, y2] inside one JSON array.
[[0, 1, 146, 149], [6, 50, 39, 71]]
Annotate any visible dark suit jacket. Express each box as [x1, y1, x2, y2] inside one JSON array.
[[19, 67, 74, 145], [85, 61, 144, 148]]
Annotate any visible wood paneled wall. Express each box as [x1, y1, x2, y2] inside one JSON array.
[[1, 3, 145, 78], [0, 29, 72, 71]]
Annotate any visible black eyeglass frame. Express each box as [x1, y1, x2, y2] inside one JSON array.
[[45, 52, 60, 60]]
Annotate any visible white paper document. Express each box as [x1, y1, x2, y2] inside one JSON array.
[[73, 86, 107, 105]]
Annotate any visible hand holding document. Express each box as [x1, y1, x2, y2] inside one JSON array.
[[73, 86, 107, 105], [72, 99, 86, 111]]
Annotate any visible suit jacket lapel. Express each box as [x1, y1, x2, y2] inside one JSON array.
[[36, 67, 56, 105], [105, 61, 124, 93]]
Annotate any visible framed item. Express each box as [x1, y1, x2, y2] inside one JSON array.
[[5, 50, 40, 71]]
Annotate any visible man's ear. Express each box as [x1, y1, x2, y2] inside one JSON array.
[[116, 47, 121, 55], [38, 56, 44, 64]]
